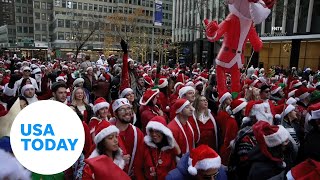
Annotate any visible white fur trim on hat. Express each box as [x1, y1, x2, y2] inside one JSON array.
[[120, 88, 134, 98], [188, 156, 221, 175], [86, 66, 93, 71], [288, 89, 297, 98], [176, 100, 190, 113], [22, 66, 31, 71], [56, 76, 66, 82], [271, 87, 281, 95], [158, 79, 168, 89], [93, 102, 110, 114], [219, 92, 232, 104], [298, 92, 309, 100], [145, 121, 174, 151], [263, 125, 290, 147], [286, 97, 297, 105], [112, 98, 132, 112], [94, 125, 119, 144], [310, 109, 320, 120], [21, 84, 35, 96], [32, 68, 41, 74], [194, 81, 203, 87], [139, 89, 159, 106], [73, 78, 84, 86], [62, 65, 68, 69], [179, 86, 195, 98], [232, 101, 247, 114], [292, 82, 302, 88], [174, 82, 184, 92]]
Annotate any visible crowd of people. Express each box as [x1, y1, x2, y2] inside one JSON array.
[[0, 40, 320, 180]]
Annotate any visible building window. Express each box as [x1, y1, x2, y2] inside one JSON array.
[[83, 3, 87, 10], [34, 1, 40, 8], [16, 6, 21, 13], [17, 26, 22, 33], [65, 32, 70, 39], [35, 23, 40, 31], [22, 7, 27, 13], [29, 17, 33, 24], [16, 16, 22, 23], [58, 32, 64, 40], [67, 1, 72, 8], [78, 2, 82, 10], [28, 7, 33, 14], [94, 4, 98, 11], [99, 5, 103, 12], [23, 26, 28, 33], [35, 34, 41, 41], [62, 0, 66, 8], [23, 17, 28, 23], [65, 19, 70, 28], [54, 0, 60, 6], [47, 3, 52, 10], [41, 2, 46, 9], [42, 24, 47, 31], [35, 12, 40, 19], [58, 19, 64, 27], [73, 2, 77, 9], [89, 4, 93, 11], [41, 13, 47, 20], [42, 35, 47, 42]]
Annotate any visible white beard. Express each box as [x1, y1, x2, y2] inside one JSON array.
[[250, 1, 271, 24]]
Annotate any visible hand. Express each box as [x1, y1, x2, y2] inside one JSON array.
[[120, 39, 128, 54], [123, 154, 131, 165], [205, 20, 219, 38]]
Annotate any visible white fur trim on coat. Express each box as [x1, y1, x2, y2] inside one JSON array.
[[93, 102, 110, 114], [188, 156, 221, 175], [89, 148, 125, 169], [94, 125, 119, 144], [120, 88, 134, 98], [264, 125, 290, 147]]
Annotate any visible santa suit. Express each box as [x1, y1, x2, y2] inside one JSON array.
[[216, 110, 239, 166], [168, 117, 195, 154], [110, 121, 145, 178], [158, 91, 169, 113], [206, 8, 262, 94], [195, 110, 219, 151], [140, 105, 165, 134], [88, 117, 106, 141]]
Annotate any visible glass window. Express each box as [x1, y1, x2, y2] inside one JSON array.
[[34, 1, 40, 8], [16, 16, 22, 23], [29, 17, 33, 24], [17, 26, 22, 33], [42, 24, 47, 31], [22, 0, 27, 3], [35, 23, 40, 31], [89, 4, 93, 11], [94, 4, 98, 11], [99, 5, 103, 12], [23, 17, 28, 23], [28, 7, 33, 14], [83, 21, 88, 28], [35, 34, 41, 41], [54, 0, 60, 6], [73, 2, 77, 9], [22, 7, 27, 13], [83, 3, 87, 10], [78, 2, 82, 10], [16, 6, 21, 13], [16, 0, 21, 3], [35, 12, 40, 19], [65, 19, 70, 28], [58, 19, 64, 27], [65, 32, 70, 39], [41, 2, 46, 9], [47, 3, 52, 10], [104, 6, 107, 12], [62, 0, 66, 8], [42, 35, 47, 42], [41, 13, 47, 20], [58, 32, 64, 40], [108, 6, 112, 13], [23, 27, 28, 33], [29, 27, 33, 33], [67, 1, 72, 8]]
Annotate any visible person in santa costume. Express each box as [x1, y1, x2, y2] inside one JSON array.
[[82, 121, 130, 179], [168, 99, 196, 154], [248, 121, 294, 180], [120, 87, 139, 126], [169, 82, 184, 107], [70, 87, 93, 124], [139, 88, 166, 134], [109, 98, 145, 178], [294, 86, 312, 130], [270, 84, 285, 105], [193, 95, 219, 151], [137, 116, 180, 180], [166, 144, 227, 180], [258, 84, 276, 124], [88, 97, 110, 141], [157, 78, 170, 113], [20, 84, 38, 104], [204, 0, 273, 94]]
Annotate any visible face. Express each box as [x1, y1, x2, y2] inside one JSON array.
[[260, 88, 271, 100], [149, 128, 164, 144], [288, 110, 297, 120], [199, 97, 208, 109], [116, 105, 133, 123], [181, 104, 194, 117], [278, 89, 285, 97], [196, 168, 219, 180], [23, 69, 31, 76], [225, 97, 232, 106], [20, 99, 28, 109], [137, 77, 144, 87], [152, 94, 159, 105], [98, 107, 109, 119], [129, 61, 134, 69], [100, 68, 105, 74], [24, 88, 35, 98], [125, 91, 135, 103], [75, 88, 84, 100], [26, 79, 31, 84], [185, 90, 195, 103], [103, 132, 119, 152], [53, 87, 67, 103], [87, 69, 93, 76]]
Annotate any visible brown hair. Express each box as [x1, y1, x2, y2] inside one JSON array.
[[193, 95, 209, 120]]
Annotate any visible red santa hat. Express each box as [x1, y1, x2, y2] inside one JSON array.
[[56, 74, 67, 82], [270, 84, 282, 95], [176, 73, 189, 83], [290, 80, 302, 89], [253, 121, 290, 163], [187, 145, 221, 176], [219, 91, 232, 104], [174, 99, 191, 114], [192, 69, 200, 75], [93, 97, 110, 114], [295, 86, 310, 100], [119, 88, 134, 98], [244, 79, 254, 86], [158, 78, 168, 89], [139, 89, 159, 106], [144, 75, 154, 86], [286, 159, 320, 180], [112, 98, 132, 113], [21, 84, 35, 96], [307, 102, 320, 121], [145, 116, 174, 150], [194, 80, 203, 88], [185, 81, 195, 87], [179, 86, 195, 98], [230, 99, 247, 114], [94, 120, 119, 144], [274, 104, 295, 119]]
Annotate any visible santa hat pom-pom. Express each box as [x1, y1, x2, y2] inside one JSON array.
[[275, 114, 281, 119], [166, 106, 170, 110], [188, 165, 198, 176], [242, 117, 251, 124]]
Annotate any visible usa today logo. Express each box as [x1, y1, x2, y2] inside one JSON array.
[[10, 100, 85, 175]]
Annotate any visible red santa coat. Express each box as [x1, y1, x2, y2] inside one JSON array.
[[216, 110, 239, 166], [88, 117, 106, 141], [168, 117, 195, 154], [158, 91, 169, 113], [140, 105, 165, 134], [110, 121, 145, 178]]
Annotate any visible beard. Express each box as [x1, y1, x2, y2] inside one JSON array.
[[117, 116, 132, 124]]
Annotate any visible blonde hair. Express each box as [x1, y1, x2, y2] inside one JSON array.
[[71, 87, 88, 106], [193, 95, 209, 120]]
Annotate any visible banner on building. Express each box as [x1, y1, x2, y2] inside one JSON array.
[[154, 0, 163, 26]]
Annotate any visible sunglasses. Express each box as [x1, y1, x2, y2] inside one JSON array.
[[24, 70, 31, 72]]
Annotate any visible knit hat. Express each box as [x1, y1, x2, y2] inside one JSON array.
[[179, 86, 195, 98], [145, 116, 174, 150], [112, 98, 131, 113], [295, 86, 310, 100], [253, 121, 290, 163], [219, 91, 232, 104], [21, 84, 35, 96], [73, 78, 84, 86], [270, 84, 281, 95], [307, 102, 320, 121], [119, 88, 134, 98], [139, 89, 159, 105], [157, 78, 168, 89], [93, 97, 110, 114], [187, 145, 221, 175], [274, 104, 295, 119], [94, 120, 119, 144], [230, 99, 247, 114], [174, 99, 191, 114]]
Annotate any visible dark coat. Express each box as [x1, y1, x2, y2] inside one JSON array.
[[299, 128, 320, 162]]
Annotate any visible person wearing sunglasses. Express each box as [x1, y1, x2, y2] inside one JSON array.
[[259, 84, 275, 125], [166, 145, 227, 180]]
